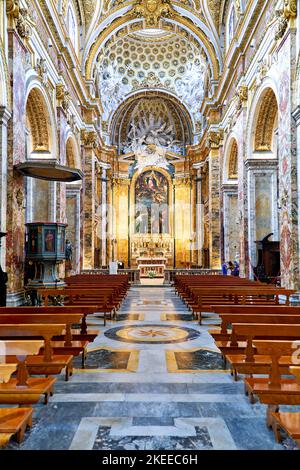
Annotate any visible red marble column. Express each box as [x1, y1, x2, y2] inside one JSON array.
[[6, 31, 27, 304]]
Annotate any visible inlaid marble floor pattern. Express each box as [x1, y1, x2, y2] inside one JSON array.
[[5, 287, 292, 450]]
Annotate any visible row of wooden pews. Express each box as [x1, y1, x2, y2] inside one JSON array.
[[174, 275, 294, 324], [0, 274, 129, 447], [175, 275, 300, 448], [209, 308, 300, 447], [38, 274, 130, 325]]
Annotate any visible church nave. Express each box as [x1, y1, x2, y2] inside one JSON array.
[[5, 286, 290, 451]]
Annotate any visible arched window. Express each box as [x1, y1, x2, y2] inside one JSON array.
[[226, 4, 236, 50], [67, 3, 78, 53]]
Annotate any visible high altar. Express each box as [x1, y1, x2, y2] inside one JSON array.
[[111, 147, 194, 273]]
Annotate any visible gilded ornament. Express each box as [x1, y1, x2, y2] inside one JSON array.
[[16, 8, 33, 39], [56, 84, 70, 112], [207, 131, 222, 149], [35, 58, 48, 85], [236, 84, 248, 110], [81, 130, 98, 148], [274, 10, 288, 40], [131, 0, 175, 26], [6, 0, 19, 18], [283, 0, 297, 19], [15, 188, 24, 209]]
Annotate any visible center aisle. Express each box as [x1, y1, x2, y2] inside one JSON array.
[[10, 287, 282, 450]]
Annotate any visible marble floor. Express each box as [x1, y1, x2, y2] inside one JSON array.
[[4, 287, 297, 450]]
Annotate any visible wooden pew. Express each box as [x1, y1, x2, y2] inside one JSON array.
[[0, 306, 100, 337], [0, 360, 32, 447], [215, 323, 300, 376], [37, 289, 118, 325], [271, 366, 300, 448], [0, 315, 84, 380], [210, 313, 300, 342], [185, 287, 294, 323], [0, 323, 73, 380], [243, 340, 300, 427], [212, 305, 300, 315], [0, 339, 55, 405], [0, 407, 33, 447]]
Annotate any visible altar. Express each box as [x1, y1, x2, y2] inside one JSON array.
[[137, 257, 167, 278]]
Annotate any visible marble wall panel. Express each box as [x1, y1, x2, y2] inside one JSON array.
[[277, 32, 299, 287], [209, 149, 221, 269], [32, 179, 50, 221], [223, 191, 239, 263], [234, 110, 249, 277], [6, 32, 26, 295], [255, 175, 272, 241]]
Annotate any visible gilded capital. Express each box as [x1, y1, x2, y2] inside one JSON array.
[[6, 0, 19, 19], [284, 0, 297, 19], [207, 130, 223, 149], [81, 130, 98, 149]]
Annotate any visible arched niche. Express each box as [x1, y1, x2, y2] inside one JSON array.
[[110, 91, 194, 155], [247, 85, 280, 273], [222, 136, 239, 265], [25, 87, 56, 223], [227, 139, 238, 180], [25, 87, 54, 157], [253, 88, 278, 153], [66, 135, 81, 169]]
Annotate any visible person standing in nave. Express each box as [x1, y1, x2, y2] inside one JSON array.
[[233, 261, 240, 277], [227, 261, 235, 275], [222, 261, 228, 275]]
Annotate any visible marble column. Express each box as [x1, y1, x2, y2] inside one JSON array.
[[193, 166, 204, 267], [101, 168, 107, 268], [106, 169, 113, 263], [174, 177, 191, 267], [0, 107, 11, 270], [114, 178, 130, 267], [66, 185, 81, 273], [56, 108, 68, 224], [94, 165, 102, 268], [293, 105, 300, 281], [233, 108, 249, 278], [190, 173, 197, 266], [222, 185, 239, 264], [6, 31, 27, 305], [276, 30, 299, 288], [82, 146, 95, 270], [207, 132, 222, 269]]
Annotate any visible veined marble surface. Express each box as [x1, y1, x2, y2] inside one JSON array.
[[4, 286, 293, 450]]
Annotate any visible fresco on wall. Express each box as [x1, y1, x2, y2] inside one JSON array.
[[135, 171, 169, 234]]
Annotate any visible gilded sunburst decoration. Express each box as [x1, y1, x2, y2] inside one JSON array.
[[131, 0, 175, 26]]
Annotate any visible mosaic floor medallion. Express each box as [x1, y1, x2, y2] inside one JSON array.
[[104, 324, 201, 344]]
